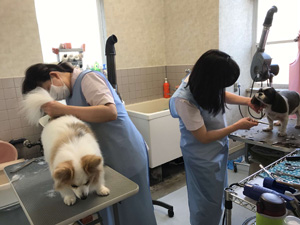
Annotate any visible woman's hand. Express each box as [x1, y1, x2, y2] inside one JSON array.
[[191, 117, 259, 144], [42, 101, 67, 118], [235, 117, 258, 130]]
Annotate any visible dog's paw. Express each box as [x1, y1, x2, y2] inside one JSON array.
[[278, 132, 287, 137], [97, 186, 110, 196], [64, 195, 76, 206], [274, 121, 281, 126], [263, 128, 273, 132], [295, 125, 300, 129]]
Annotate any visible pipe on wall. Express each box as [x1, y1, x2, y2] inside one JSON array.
[[105, 34, 122, 101]]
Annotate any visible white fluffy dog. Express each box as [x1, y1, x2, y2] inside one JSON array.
[[21, 87, 110, 206]]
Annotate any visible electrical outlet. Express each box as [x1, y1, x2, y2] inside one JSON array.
[[234, 83, 239, 92]]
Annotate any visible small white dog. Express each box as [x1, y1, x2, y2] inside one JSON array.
[[21, 87, 110, 206]]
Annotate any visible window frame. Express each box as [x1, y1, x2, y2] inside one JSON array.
[[34, 0, 107, 68], [252, 0, 298, 89]]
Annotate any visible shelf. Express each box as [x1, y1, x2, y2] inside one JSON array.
[[56, 48, 84, 53], [52, 47, 84, 55]]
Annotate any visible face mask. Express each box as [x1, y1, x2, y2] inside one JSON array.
[[49, 76, 70, 100]]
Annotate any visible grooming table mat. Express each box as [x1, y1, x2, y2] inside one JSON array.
[[230, 118, 300, 152], [4, 157, 139, 225]]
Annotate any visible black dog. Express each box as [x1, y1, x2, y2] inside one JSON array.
[[251, 87, 300, 136]]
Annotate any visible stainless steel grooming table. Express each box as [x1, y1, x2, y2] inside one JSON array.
[[224, 149, 300, 225], [229, 118, 300, 163], [3, 158, 139, 225]]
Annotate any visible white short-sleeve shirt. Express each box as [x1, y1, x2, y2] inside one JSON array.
[[175, 98, 204, 131]]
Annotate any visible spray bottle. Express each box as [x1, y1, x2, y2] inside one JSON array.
[[163, 78, 170, 98]]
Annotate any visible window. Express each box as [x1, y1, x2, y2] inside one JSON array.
[[34, 0, 106, 69], [255, 0, 300, 85]]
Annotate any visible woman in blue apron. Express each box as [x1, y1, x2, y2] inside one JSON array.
[[22, 62, 157, 225], [169, 50, 260, 225]]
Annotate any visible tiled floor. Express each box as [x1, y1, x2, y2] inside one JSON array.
[[151, 159, 256, 225]]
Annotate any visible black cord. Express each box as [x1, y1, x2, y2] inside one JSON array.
[[237, 80, 264, 119], [248, 78, 265, 119], [222, 209, 226, 225], [238, 84, 244, 118]]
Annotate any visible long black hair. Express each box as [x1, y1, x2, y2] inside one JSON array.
[[187, 49, 240, 116], [22, 62, 74, 94]]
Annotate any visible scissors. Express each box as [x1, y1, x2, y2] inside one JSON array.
[[285, 162, 300, 171]]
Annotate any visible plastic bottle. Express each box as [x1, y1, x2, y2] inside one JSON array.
[[102, 64, 107, 77], [93, 62, 100, 71], [163, 78, 170, 98]]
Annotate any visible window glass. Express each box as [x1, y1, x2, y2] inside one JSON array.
[[256, 1, 300, 84], [34, 0, 104, 68], [264, 43, 298, 85]]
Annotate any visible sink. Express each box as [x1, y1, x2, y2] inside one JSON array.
[[126, 98, 181, 168]]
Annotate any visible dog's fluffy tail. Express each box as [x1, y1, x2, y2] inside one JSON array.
[[21, 87, 54, 126]]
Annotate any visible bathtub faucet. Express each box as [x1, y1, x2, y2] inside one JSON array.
[[185, 69, 191, 75]]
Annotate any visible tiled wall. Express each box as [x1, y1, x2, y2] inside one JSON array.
[[117, 66, 166, 105], [0, 65, 191, 143], [165, 65, 193, 95], [117, 65, 192, 105], [0, 77, 42, 158], [0, 77, 42, 142]]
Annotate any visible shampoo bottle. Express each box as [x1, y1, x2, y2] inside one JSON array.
[[163, 78, 170, 98]]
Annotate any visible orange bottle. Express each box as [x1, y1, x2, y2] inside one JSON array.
[[163, 78, 170, 98]]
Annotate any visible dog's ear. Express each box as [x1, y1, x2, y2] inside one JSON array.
[[53, 161, 74, 183], [81, 155, 102, 174]]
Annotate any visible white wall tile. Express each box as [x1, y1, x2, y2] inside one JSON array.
[[0, 100, 6, 111], [4, 88, 17, 99], [0, 120, 11, 132], [2, 78, 15, 88]]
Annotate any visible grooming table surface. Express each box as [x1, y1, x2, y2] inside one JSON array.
[[230, 118, 300, 152], [4, 158, 139, 225]]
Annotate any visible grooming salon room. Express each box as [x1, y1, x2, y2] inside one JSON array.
[[1, 0, 300, 225]]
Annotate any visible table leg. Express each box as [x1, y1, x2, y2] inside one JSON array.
[[113, 203, 120, 225], [244, 143, 252, 164], [224, 188, 234, 225]]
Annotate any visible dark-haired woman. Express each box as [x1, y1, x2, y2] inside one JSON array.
[[169, 50, 260, 225], [22, 62, 157, 225]]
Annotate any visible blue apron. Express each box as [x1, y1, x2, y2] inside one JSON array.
[[169, 80, 228, 225], [66, 70, 157, 225]]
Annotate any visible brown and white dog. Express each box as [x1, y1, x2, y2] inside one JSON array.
[[21, 87, 110, 205], [251, 87, 300, 136]]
